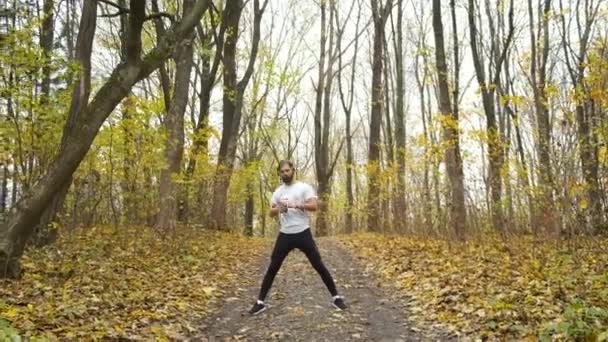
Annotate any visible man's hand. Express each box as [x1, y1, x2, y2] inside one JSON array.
[[287, 201, 304, 210]]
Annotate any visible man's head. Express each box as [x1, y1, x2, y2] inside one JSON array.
[[277, 159, 295, 184]]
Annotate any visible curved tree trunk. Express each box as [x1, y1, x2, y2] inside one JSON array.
[[0, 0, 211, 278]]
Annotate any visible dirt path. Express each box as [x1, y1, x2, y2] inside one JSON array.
[[194, 237, 452, 341]]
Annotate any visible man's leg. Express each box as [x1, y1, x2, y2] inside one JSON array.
[[257, 233, 292, 301], [297, 229, 338, 296]]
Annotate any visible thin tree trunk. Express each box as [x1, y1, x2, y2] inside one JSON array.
[[314, 1, 330, 236], [187, 19, 224, 223], [529, 0, 555, 233], [39, 0, 54, 104], [390, 0, 407, 233], [382, 37, 394, 232], [468, 0, 514, 233], [337, 1, 361, 234], [1, 164, 8, 218]]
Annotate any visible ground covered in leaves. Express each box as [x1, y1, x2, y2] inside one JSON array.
[[197, 237, 451, 341], [0, 225, 266, 340], [2, 227, 606, 341], [339, 233, 608, 341]]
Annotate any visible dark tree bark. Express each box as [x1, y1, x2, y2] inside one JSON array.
[[367, 0, 392, 232], [432, 0, 467, 239], [391, 0, 407, 232], [157, 0, 196, 230], [314, 2, 344, 236], [32, 0, 97, 247], [211, 0, 267, 230], [39, 0, 54, 104]]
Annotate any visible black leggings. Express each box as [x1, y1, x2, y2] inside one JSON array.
[[257, 228, 338, 301]]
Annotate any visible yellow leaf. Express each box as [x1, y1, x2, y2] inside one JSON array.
[[202, 287, 216, 296], [3, 307, 18, 318]]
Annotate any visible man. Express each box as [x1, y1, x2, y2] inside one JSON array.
[[249, 160, 347, 315]]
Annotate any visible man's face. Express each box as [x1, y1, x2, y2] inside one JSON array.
[[279, 165, 294, 184]]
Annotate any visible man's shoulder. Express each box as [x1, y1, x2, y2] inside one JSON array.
[[295, 181, 312, 188], [296, 181, 316, 193]]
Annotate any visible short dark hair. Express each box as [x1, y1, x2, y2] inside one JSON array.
[[277, 159, 295, 172]]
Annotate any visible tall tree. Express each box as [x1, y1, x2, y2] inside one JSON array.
[[432, 0, 467, 239], [368, 0, 393, 232], [528, 0, 555, 233], [468, 0, 515, 233], [157, 0, 196, 230], [314, 1, 347, 236], [0, 0, 212, 278], [210, 0, 268, 230], [32, 0, 97, 246], [390, 0, 407, 232], [558, 0, 604, 232], [183, 10, 225, 223], [337, 0, 363, 233]]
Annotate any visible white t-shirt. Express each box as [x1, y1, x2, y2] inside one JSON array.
[[271, 181, 317, 234]]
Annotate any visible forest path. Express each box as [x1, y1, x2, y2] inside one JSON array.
[[194, 237, 452, 341]]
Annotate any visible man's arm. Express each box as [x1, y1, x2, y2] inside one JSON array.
[[269, 203, 287, 217], [288, 197, 318, 212]]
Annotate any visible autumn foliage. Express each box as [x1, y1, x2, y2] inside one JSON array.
[[341, 233, 608, 340]]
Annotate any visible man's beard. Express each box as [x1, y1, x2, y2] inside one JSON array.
[[281, 174, 294, 183]]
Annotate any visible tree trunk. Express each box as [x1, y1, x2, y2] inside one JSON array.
[[368, 0, 392, 232], [157, 0, 196, 230], [558, 0, 603, 233], [383, 40, 394, 232], [468, 0, 514, 233], [0, 0, 212, 278], [186, 21, 223, 223], [244, 180, 255, 236], [529, 0, 555, 233], [432, 0, 467, 239], [391, 0, 407, 233], [314, 1, 337, 237], [118, 0, 138, 224], [39, 0, 54, 104], [32, 0, 97, 247], [1, 164, 7, 217], [211, 0, 265, 230], [337, 2, 361, 234]]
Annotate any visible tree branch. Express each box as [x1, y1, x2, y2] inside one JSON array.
[[98, 0, 175, 22]]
